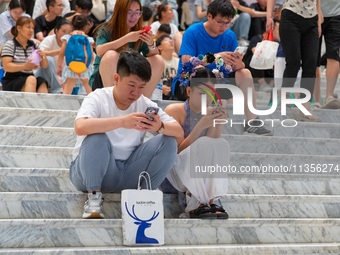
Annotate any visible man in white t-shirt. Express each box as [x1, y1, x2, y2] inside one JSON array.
[[33, 0, 70, 19], [70, 52, 183, 219], [156, 35, 179, 99]]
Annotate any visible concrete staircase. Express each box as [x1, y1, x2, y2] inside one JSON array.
[[0, 87, 340, 254]]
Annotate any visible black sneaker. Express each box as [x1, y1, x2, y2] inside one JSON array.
[[243, 120, 273, 136]]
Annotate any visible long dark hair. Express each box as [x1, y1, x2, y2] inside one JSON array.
[[189, 68, 216, 88], [94, 0, 143, 52], [153, 3, 168, 22], [10, 16, 35, 37]]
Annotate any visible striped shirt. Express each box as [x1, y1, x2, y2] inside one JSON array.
[[1, 39, 39, 74]]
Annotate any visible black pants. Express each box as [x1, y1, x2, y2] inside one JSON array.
[[279, 9, 319, 101]]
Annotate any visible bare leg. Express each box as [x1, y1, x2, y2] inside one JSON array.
[[173, 31, 183, 55], [37, 82, 48, 93], [235, 68, 257, 121], [21, 76, 37, 93], [99, 50, 119, 87], [144, 54, 165, 98], [81, 78, 93, 95], [63, 77, 78, 94], [325, 59, 340, 99]]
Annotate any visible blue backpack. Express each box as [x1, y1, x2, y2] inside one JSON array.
[[65, 31, 92, 75]]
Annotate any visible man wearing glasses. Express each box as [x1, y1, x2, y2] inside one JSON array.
[[173, 0, 272, 136], [34, 0, 65, 42]]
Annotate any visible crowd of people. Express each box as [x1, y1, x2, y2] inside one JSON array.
[[0, 0, 339, 219]]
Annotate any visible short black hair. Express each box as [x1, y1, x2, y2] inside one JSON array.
[[207, 0, 235, 19], [142, 5, 152, 22], [46, 0, 57, 12], [9, 0, 26, 12], [189, 68, 217, 89], [71, 15, 88, 30], [75, 0, 93, 11], [158, 24, 171, 35], [117, 52, 152, 83], [156, 34, 171, 48]]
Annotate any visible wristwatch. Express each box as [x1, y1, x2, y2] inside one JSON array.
[[157, 122, 165, 134], [148, 39, 156, 50]]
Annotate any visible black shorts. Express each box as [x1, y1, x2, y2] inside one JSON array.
[[322, 15, 340, 61], [215, 71, 237, 100], [91, 71, 104, 91], [2, 72, 46, 92]]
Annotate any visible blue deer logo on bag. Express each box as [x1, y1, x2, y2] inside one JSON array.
[[125, 202, 159, 244]]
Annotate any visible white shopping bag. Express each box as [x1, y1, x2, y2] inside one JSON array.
[[250, 29, 279, 70], [121, 171, 164, 246]]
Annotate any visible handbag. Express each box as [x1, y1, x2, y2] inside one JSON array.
[[91, 0, 106, 21], [250, 29, 279, 70], [121, 171, 165, 246]]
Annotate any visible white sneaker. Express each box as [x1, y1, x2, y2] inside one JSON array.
[[82, 192, 104, 219]]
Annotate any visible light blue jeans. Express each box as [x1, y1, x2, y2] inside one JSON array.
[[70, 133, 178, 193], [35, 56, 63, 93], [230, 12, 251, 40]]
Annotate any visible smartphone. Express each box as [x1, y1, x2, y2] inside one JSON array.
[[145, 106, 159, 121], [212, 106, 223, 114], [234, 46, 247, 55], [141, 26, 151, 34]]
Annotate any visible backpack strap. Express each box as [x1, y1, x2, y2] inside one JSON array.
[[70, 31, 88, 37]]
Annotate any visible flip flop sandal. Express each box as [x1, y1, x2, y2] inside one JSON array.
[[189, 205, 217, 219], [210, 204, 229, 219]]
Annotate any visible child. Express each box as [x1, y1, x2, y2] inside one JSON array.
[[57, 15, 93, 94]]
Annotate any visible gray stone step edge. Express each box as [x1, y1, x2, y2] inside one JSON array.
[[1, 243, 339, 255]]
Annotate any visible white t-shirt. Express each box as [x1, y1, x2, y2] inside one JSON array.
[[151, 21, 179, 36], [162, 57, 179, 80], [72, 87, 177, 160], [32, 0, 70, 19], [39, 34, 60, 65]]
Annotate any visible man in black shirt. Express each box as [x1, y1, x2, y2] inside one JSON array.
[[35, 0, 64, 41]]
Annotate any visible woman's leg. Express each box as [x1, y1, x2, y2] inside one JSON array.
[[63, 77, 78, 94], [144, 54, 165, 98], [37, 82, 48, 93], [99, 50, 119, 87], [280, 10, 303, 88], [21, 76, 37, 92], [80, 78, 93, 95], [173, 31, 183, 55]]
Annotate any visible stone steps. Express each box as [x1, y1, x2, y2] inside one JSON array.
[[1, 90, 340, 253], [0, 107, 76, 128], [0, 125, 75, 147], [1, 192, 340, 219], [1, 243, 340, 254], [1, 145, 340, 168], [0, 91, 84, 110], [2, 167, 340, 195], [2, 125, 340, 156], [1, 218, 340, 248]]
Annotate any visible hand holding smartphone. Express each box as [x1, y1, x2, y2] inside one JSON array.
[[234, 46, 247, 55]]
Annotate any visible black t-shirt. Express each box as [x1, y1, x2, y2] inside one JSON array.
[[34, 15, 63, 38]]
